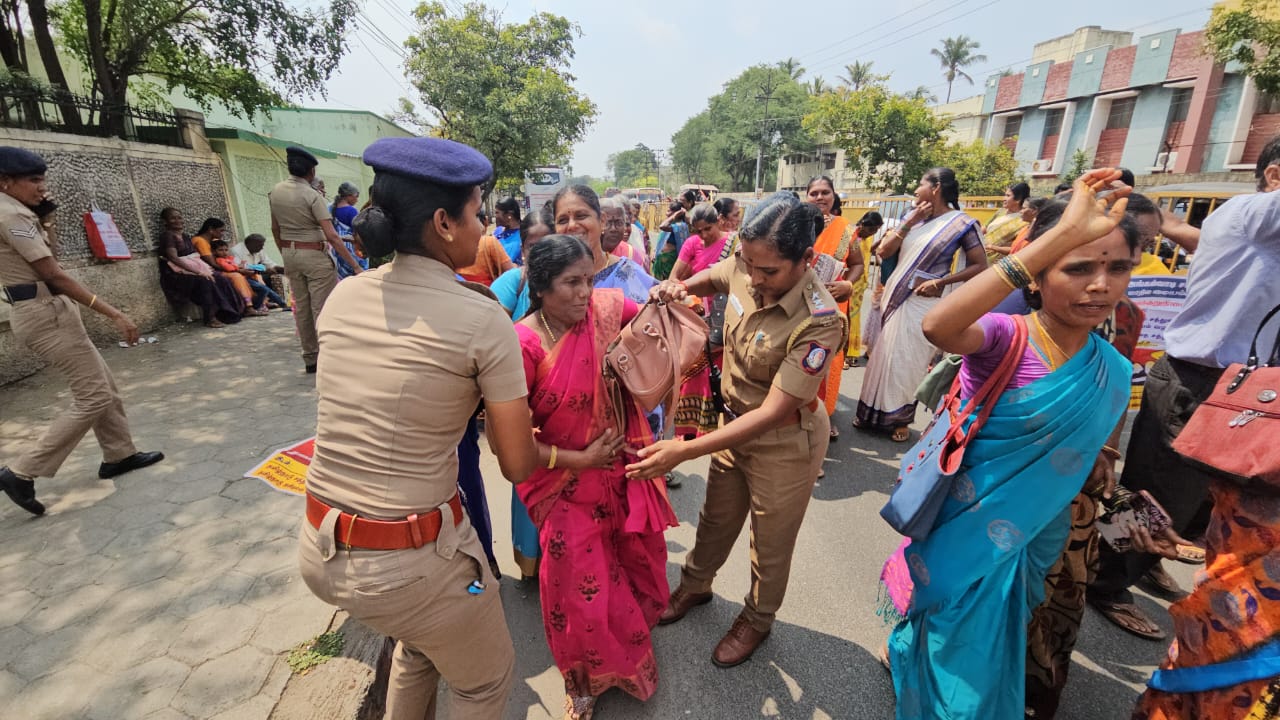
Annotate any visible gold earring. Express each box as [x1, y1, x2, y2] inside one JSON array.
[[444, 234, 454, 243]]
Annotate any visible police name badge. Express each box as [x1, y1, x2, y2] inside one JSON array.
[[729, 293, 744, 315], [802, 342, 830, 375]]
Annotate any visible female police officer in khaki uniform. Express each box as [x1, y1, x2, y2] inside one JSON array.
[[0, 147, 163, 516], [297, 137, 538, 719], [627, 192, 844, 668]]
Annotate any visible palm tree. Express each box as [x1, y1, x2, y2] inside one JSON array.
[[778, 57, 805, 81], [931, 35, 988, 102], [906, 85, 937, 104], [840, 61, 887, 91], [807, 77, 829, 96]]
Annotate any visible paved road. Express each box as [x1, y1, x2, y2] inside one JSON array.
[[481, 363, 1189, 720], [0, 312, 1191, 719]]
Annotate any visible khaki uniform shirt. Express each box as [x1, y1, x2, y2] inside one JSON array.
[[268, 176, 329, 245], [306, 254, 528, 520], [0, 193, 51, 286], [709, 258, 845, 416]]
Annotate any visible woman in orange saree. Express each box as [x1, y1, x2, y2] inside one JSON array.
[[805, 176, 861, 438], [514, 235, 677, 720], [1133, 481, 1280, 720]]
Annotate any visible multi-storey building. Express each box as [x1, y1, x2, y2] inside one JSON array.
[[979, 24, 1276, 179]]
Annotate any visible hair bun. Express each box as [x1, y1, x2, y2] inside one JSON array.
[[352, 206, 396, 258]]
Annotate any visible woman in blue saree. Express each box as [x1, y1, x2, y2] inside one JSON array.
[[882, 169, 1140, 719]]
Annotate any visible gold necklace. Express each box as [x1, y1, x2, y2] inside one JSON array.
[[538, 310, 560, 345], [1032, 312, 1069, 371]]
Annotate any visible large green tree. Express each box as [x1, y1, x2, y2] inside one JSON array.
[[403, 2, 597, 197], [931, 35, 988, 102], [607, 143, 658, 187], [804, 85, 947, 193], [1205, 0, 1280, 94], [670, 62, 813, 192], [927, 140, 1021, 195], [51, 0, 355, 135]]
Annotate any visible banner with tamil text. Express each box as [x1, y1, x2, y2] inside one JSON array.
[[1126, 275, 1188, 409]]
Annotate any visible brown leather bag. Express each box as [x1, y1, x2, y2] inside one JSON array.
[[603, 300, 709, 434]]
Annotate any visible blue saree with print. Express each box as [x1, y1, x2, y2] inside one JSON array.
[[887, 332, 1132, 720]]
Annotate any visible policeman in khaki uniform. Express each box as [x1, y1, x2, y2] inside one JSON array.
[[268, 146, 363, 373], [0, 147, 163, 516], [627, 192, 845, 668], [297, 137, 537, 719]]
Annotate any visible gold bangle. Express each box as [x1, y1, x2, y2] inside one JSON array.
[[1100, 445, 1122, 461], [992, 264, 1018, 291], [1007, 255, 1033, 283], [88, 295, 97, 310], [547, 445, 558, 470]]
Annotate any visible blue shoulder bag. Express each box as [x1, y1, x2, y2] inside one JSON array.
[[880, 315, 1028, 541]]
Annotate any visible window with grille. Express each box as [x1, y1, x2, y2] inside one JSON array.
[[1168, 88, 1192, 123], [1042, 108, 1064, 139], [1001, 115, 1022, 140], [1106, 98, 1137, 130]]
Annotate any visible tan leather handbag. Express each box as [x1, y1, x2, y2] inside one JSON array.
[[604, 300, 709, 433]]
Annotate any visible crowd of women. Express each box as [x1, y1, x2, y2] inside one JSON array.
[[290, 130, 1280, 720]]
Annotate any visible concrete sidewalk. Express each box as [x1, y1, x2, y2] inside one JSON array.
[[0, 312, 333, 720], [0, 310, 1182, 720]]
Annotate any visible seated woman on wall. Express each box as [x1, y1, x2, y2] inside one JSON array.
[[155, 208, 243, 327], [191, 217, 266, 316]]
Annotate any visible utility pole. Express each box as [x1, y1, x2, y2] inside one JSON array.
[[754, 70, 780, 194]]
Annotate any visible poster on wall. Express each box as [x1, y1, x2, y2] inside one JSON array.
[[1126, 275, 1188, 409], [83, 204, 132, 260]]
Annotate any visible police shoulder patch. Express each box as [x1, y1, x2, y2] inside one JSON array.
[[801, 342, 830, 375]]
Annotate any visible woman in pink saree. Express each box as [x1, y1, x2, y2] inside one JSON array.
[[514, 235, 677, 720]]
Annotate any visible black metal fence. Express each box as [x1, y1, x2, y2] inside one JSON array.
[[0, 81, 189, 148]]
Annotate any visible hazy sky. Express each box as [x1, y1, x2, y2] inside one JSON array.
[[318, 0, 1215, 177]]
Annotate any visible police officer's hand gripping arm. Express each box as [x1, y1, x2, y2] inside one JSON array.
[[624, 274, 817, 480]]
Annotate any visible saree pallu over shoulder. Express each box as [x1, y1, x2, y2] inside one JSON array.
[[516, 289, 675, 533], [888, 335, 1131, 720], [882, 212, 980, 325], [905, 335, 1132, 609]]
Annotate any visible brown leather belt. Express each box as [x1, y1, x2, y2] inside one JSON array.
[[306, 492, 464, 550], [279, 240, 326, 251]]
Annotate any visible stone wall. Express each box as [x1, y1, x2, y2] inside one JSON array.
[[0, 121, 233, 385]]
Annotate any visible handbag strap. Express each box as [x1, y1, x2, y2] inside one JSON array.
[[945, 315, 1029, 446], [1229, 301, 1280, 393]]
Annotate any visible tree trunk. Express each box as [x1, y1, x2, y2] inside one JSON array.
[[82, 0, 125, 138], [27, 0, 82, 131]]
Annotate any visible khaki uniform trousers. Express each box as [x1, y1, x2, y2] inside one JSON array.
[[680, 411, 829, 632], [9, 294, 137, 478], [298, 508, 514, 720], [282, 247, 337, 366]]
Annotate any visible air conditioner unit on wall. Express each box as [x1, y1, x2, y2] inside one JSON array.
[[1155, 151, 1179, 170], [1032, 158, 1054, 172]]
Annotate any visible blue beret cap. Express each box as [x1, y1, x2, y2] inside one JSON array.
[[0, 147, 47, 176], [362, 137, 492, 187], [285, 146, 318, 167]]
